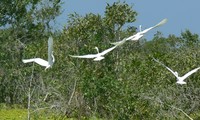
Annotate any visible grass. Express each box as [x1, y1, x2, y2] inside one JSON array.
[[0, 104, 103, 120], [0, 108, 75, 120], [0, 109, 105, 120], [0, 103, 105, 120], [0, 109, 27, 120]]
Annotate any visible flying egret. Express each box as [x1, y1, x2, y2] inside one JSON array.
[[69, 46, 116, 61], [111, 18, 168, 45], [69, 40, 125, 61], [22, 37, 55, 70], [153, 58, 200, 85]]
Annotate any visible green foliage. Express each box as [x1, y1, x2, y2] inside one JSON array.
[[0, 1, 62, 118], [0, 0, 61, 27], [181, 29, 199, 47], [1, 0, 200, 120], [0, 0, 61, 44], [104, 1, 137, 29], [104, 1, 137, 40]]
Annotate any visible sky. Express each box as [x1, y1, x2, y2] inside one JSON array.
[[54, 0, 200, 40]]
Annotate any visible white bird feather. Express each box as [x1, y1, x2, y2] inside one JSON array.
[[69, 41, 125, 61], [111, 18, 167, 45], [22, 37, 55, 70], [153, 58, 200, 85]]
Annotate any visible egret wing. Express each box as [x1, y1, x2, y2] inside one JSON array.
[[140, 18, 168, 34], [153, 58, 178, 78], [140, 27, 154, 34], [23, 58, 48, 67], [153, 18, 168, 28], [110, 40, 124, 46], [100, 45, 117, 56], [182, 67, 200, 80], [69, 54, 97, 59], [48, 36, 54, 65], [125, 32, 142, 41], [126, 34, 136, 41], [110, 38, 127, 46], [117, 38, 127, 46], [164, 66, 179, 78], [22, 59, 35, 63]]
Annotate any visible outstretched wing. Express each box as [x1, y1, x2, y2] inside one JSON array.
[[110, 40, 124, 46], [110, 38, 127, 46], [153, 18, 168, 28], [22, 58, 48, 67], [101, 39, 126, 56], [140, 18, 168, 34], [153, 58, 178, 78], [48, 36, 54, 65], [69, 54, 97, 59], [126, 34, 136, 41], [100, 45, 117, 56], [182, 67, 200, 80], [22, 59, 36, 63]]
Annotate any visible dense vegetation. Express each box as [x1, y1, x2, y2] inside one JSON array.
[[1, 1, 200, 119]]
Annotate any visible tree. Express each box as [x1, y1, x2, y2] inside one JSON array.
[[62, 1, 138, 119], [2, 0, 200, 119], [0, 0, 62, 105], [181, 29, 199, 47], [104, 1, 137, 40], [0, 0, 61, 43]]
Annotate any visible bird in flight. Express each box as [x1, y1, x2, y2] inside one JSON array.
[[153, 58, 200, 85], [111, 18, 167, 46], [69, 39, 126, 61], [22, 37, 55, 70]]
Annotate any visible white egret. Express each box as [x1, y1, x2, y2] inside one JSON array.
[[111, 18, 168, 45], [153, 58, 200, 85], [69, 40, 126, 61], [22, 37, 55, 70], [69, 46, 116, 61]]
